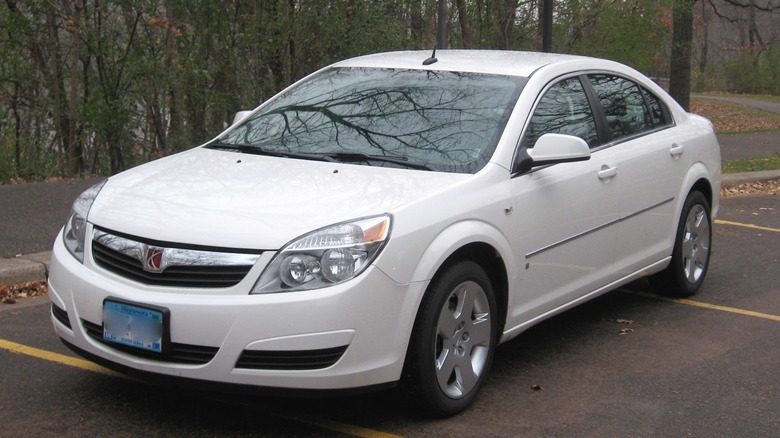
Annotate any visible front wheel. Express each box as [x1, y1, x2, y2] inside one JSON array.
[[402, 260, 497, 417], [650, 190, 712, 297]]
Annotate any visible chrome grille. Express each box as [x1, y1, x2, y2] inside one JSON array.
[[91, 229, 262, 288]]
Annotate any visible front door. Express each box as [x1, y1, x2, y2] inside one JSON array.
[[506, 76, 621, 328]]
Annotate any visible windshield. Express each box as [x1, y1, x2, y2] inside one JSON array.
[[217, 67, 526, 173]]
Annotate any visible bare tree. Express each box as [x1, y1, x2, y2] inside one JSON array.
[[669, 0, 697, 111], [455, 0, 473, 48]]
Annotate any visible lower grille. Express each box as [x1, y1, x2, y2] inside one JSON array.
[[82, 319, 219, 365], [51, 303, 71, 329], [235, 346, 348, 370]]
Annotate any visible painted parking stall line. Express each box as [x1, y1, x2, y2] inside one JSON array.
[[715, 219, 780, 233], [0, 338, 121, 376], [631, 292, 780, 323], [655, 297, 780, 322], [0, 337, 403, 438], [671, 298, 780, 323]]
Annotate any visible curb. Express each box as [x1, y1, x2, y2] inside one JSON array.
[[0, 251, 51, 286], [721, 170, 780, 185], [2, 172, 779, 287]]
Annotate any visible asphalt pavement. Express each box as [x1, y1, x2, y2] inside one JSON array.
[[1, 178, 101, 284]]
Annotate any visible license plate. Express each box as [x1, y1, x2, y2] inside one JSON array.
[[103, 300, 165, 353]]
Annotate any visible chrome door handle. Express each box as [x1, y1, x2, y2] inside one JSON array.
[[598, 165, 618, 180]]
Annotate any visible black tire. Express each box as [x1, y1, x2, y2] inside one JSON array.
[[650, 190, 712, 297], [402, 260, 498, 417]]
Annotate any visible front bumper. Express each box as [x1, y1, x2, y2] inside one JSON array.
[[48, 230, 425, 390]]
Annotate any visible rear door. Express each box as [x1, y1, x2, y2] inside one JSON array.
[[585, 74, 686, 274]]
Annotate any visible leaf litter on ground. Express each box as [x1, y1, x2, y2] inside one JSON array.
[[721, 179, 780, 198], [0, 281, 47, 304]]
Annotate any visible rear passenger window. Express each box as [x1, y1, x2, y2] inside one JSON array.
[[641, 87, 670, 127], [587, 74, 676, 141], [588, 75, 653, 142], [523, 77, 599, 149]]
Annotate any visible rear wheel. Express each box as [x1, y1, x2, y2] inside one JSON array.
[[402, 260, 497, 417], [650, 190, 712, 297]]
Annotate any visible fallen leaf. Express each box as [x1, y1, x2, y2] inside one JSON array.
[[0, 281, 47, 304], [721, 179, 780, 198]]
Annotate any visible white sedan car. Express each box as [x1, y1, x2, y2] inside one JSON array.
[[49, 50, 720, 416]]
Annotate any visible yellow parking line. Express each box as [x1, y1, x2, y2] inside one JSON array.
[[715, 219, 780, 233], [669, 297, 780, 322], [0, 338, 121, 376], [271, 411, 404, 438], [0, 337, 403, 438], [633, 292, 780, 323]]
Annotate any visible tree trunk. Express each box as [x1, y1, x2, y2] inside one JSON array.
[[697, 0, 709, 91], [46, 9, 82, 176], [163, 3, 178, 155], [456, 0, 473, 48], [11, 83, 22, 176], [65, 0, 84, 176], [496, 0, 518, 49], [423, 0, 437, 48], [669, 0, 696, 111]]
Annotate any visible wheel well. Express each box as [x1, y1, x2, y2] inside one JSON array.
[[690, 178, 713, 207], [435, 243, 508, 336]]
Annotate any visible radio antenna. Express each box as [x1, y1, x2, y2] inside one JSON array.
[[422, 47, 438, 66]]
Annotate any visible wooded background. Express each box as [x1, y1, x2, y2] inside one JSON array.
[[1, 0, 778, 182]]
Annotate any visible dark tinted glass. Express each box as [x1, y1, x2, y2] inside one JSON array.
[[522, 77, 599, 149], [589, 74, 652, 141], [641, 87, 669, 127]]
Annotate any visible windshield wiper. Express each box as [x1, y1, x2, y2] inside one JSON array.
[[323, 152, 432, 171], [207, 142, 336, 162], [208, 142, 431, 170]]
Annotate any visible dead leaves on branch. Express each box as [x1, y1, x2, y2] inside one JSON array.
[[0, 281, 47, 304]]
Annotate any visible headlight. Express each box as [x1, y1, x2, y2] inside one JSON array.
[[62, 181, 106, 263], [251, 215, 391, 293]]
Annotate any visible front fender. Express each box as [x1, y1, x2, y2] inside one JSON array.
[[376, 218, 518, 287]]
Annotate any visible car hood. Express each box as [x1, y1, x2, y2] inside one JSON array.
[[88, 148, 469, 249]]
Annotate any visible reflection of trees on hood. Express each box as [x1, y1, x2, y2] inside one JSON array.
[[222, 69, 523, 173]]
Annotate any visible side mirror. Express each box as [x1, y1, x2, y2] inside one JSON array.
[[513, 133, 591, 175], [231, 110, 253, 126]]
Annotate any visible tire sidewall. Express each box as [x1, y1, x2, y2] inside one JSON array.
[[669, 191, 712, 295], [403, 260, 498, 417]]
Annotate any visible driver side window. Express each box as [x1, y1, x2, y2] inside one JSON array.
[[522, 77, 599, 149]]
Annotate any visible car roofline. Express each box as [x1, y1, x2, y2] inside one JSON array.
[[331, 49, 597, 78]]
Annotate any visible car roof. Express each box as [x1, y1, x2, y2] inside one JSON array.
[[332, 50, 600, 77]]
